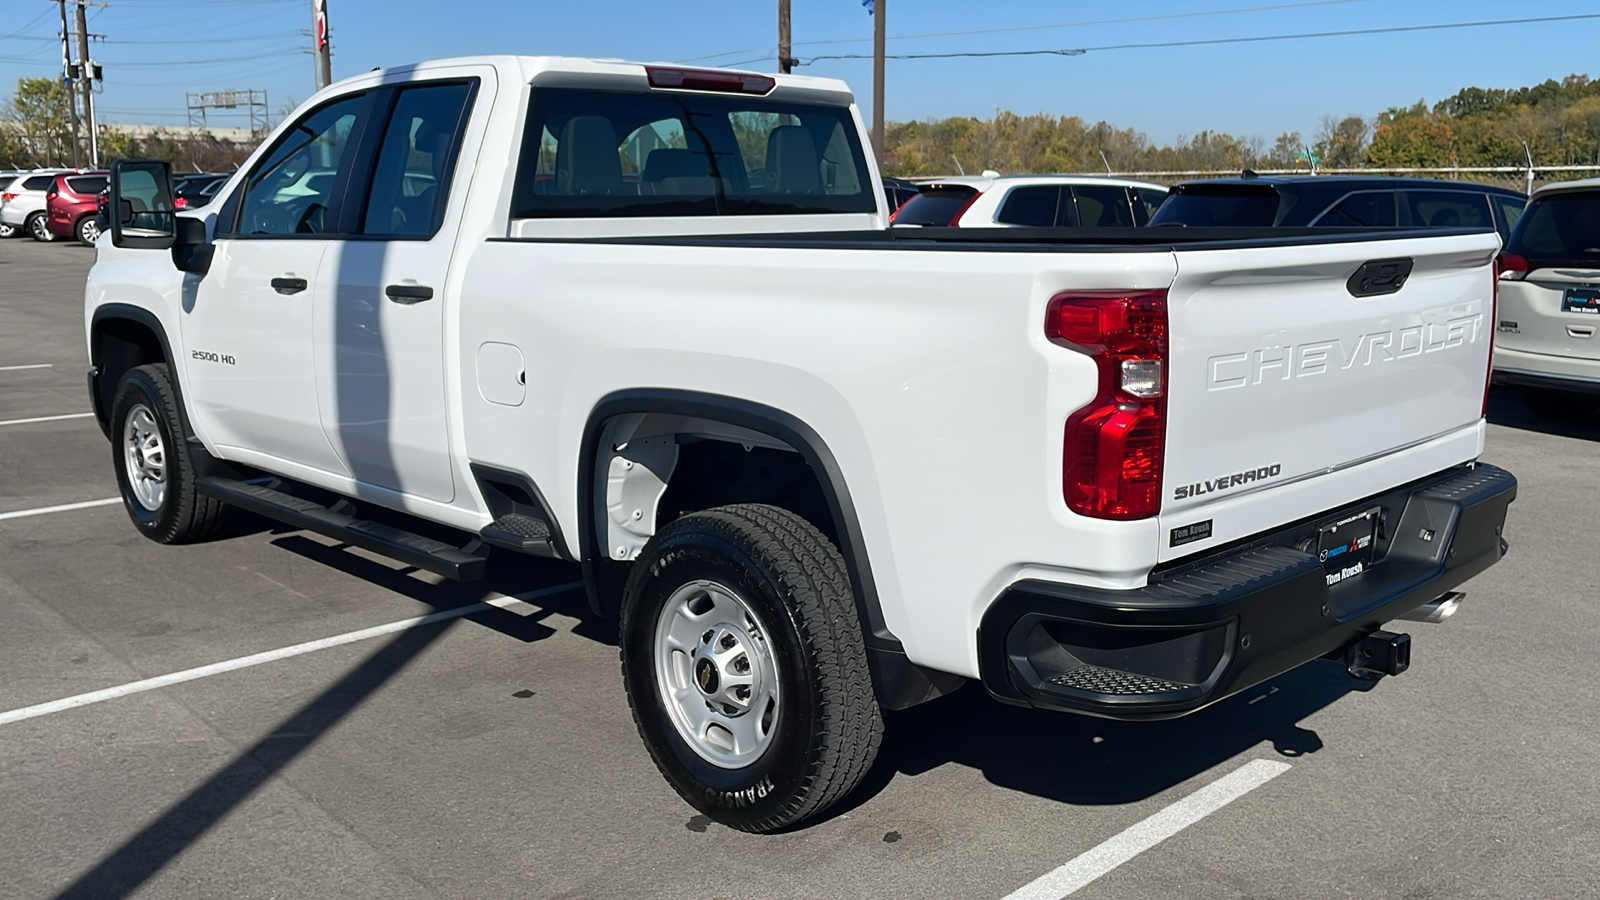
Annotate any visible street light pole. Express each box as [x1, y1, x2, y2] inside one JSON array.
[[872, 0, 885, 168]]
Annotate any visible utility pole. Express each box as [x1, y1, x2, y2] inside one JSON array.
[[777, 0, 792, 75], [58, 0, 81, 167], [871, 0, 885, 167], [311, 0, 331, 90], [73, 0, 97, 165]]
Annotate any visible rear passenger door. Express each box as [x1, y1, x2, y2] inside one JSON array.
[[314, 74, 484, 504]]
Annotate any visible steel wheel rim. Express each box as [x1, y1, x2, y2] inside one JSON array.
[[654, 580, 781, 769], [122, 403, 166, 512]]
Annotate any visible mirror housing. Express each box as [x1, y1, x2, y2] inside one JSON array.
[[172, 216, 214, 275], [108, 159, 177, 250]]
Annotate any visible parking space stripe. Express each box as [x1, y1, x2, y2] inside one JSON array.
[[0, 363, 54, 371], [0, 412, 95, 427], [0, 498, 122, 521], [0, 580, 585, 727], [1000, 759, 1293, 900]]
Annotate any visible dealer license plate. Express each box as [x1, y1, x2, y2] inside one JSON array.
[[1317, 508, 1379, 587], [1562, 288, 1600, 315]]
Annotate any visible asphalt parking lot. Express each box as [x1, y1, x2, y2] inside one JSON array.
[[2, 235, 1598, 900]]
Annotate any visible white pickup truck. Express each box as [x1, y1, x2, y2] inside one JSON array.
[[86, 56, 1516, 832]]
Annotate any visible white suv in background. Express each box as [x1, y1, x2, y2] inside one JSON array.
[[1494, 178, 1600, 421], [1, 169, 73, 242], [891, 173, 1169, 228]]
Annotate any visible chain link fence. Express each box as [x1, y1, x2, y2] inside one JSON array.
[[1102, 166, 1600, 194]]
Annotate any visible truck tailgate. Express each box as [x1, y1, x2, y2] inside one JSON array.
[[1159, 232, 1501, 560]]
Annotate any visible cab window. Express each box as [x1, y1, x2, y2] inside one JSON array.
[[231, 93, 365, 236], [359, 81, 475, 237]]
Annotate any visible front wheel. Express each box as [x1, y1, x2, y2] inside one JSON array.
[[75, 214, 102, 247], [1521, 388, 1600, 422], [26, 211, 55, 243], [620, 504, 882, 833], [110, 363, 227, 543]]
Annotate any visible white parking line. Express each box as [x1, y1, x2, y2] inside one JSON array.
[[0, 580, 585, 727], [1000, 759, 1293, 900], [0, 498, 122, 521], [0, 412, 95, 427], [0, 363, 54, 371]]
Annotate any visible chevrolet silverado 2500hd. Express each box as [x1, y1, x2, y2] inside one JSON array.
[[86, 57, 1516, 832]]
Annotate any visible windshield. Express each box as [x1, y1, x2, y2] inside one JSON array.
[[1506, 190, 1600, 269], [1148, 184, 1281, 227], [891, 186, 978, 226]]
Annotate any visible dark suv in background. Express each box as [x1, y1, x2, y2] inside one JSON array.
[[1150, 174, 1527, 241]]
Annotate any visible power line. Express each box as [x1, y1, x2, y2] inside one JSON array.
[[797, 13, 1600, 64], [676, 0, 1373, 63]]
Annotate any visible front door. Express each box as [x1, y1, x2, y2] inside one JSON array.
[[314, 79, 479, 503], [182, 91, 371, 475]]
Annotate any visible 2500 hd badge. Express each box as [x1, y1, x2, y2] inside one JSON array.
[[1172, 463, 1282, 500]]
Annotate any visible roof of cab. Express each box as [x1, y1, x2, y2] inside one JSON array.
[[339, 56, 854, 100]]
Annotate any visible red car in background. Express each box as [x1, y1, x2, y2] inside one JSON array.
[[45, 170, 109, 246]]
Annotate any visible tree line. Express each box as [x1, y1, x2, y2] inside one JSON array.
[[882, 73, 1600, 177]]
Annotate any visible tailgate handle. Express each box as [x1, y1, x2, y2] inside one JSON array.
[[1569, 325, 1596, 339], [1347, 257, 1413, 298]]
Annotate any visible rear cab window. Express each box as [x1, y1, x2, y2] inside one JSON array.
[[511, 87, 876, 219], [1147, 183, 1281, 227], [1400, 190, 1491, 229], [1506, 190, 1600, 269], [892, 184, 979, 226], [1316, 191, 1397, 227]]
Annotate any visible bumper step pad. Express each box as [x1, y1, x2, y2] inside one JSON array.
[[1049, 666, 1192, 696]]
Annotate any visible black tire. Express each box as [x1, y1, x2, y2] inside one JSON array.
[[620, 503, 882, 833], [1521, 388, 1599, 422], [0, 221, 16, 239], [26, 211, 55, 243], [110, 363, 227, 543], [75, 214, 102, 247]]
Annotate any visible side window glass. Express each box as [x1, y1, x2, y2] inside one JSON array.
[[1134, 187, 1169, 223], [1317, 192, 1397, 227], [996, 186, 1059, 226], [1404, 191, 1491, 229], [360, 82, 475, 236], [23, 175, 55, 191], [234, 93, 364, 236], [1493, 195, 1526, 240], [1072, 184, 1138, 227]]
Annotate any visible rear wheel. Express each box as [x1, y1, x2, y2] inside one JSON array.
[[1521, 388, 1599, 422], [620, 503, 882, 833], [110, 363, 227, 543], [0, 221, 16, 238], [26, 211, 55, 243], [75, 214, 102, 247]]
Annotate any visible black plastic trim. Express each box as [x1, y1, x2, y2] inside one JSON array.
[[88, 303, 179, 439], [979, 463, 1517, 720], [469, 462, 572, 561], [1492, 368, 1600, 396]]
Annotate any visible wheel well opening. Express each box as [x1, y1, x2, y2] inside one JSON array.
[[659, 438, 836, 546], [93, 318, 166, 426]]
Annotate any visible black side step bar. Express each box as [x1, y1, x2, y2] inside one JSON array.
[[196, 476, 488, 581], [479, 513, 559, 558]]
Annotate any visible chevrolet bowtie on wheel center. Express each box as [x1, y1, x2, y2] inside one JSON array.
[[86, 56, 1515, 832]]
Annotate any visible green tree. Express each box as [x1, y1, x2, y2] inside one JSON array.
[[2, 76, 75, 166]]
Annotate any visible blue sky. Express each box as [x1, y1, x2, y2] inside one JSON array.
[[3, 0, 1599, 147]]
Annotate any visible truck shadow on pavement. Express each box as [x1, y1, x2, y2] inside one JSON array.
[[834, 659, 1371, 820], [1486, 386, 1600, 441]]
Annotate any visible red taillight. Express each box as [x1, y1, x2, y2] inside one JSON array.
[[46, 190, 57, 199], [1048, 290, 1169, 520], [646, 66, 775, 95], [1495, 252, 1528, 281], [174, 197, 188, 209], [0, 192, 14, 201]]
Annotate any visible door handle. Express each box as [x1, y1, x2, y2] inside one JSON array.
[[270, 277, 307, 295], [385, 284, 435, 304]]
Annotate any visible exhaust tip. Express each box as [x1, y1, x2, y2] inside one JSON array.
[[1399, 592, 1463, 624]]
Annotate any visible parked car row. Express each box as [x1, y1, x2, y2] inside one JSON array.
[[0, 168, 229, 247]]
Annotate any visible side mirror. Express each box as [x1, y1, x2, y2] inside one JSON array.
[[109, 159, 176, 250]]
